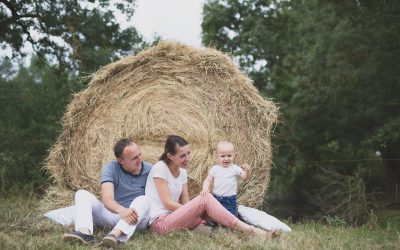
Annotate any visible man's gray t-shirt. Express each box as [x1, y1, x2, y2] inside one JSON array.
[[100, 160, 152, 208]]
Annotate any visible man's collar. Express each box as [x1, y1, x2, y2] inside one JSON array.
[[118, 161, 144, 176]]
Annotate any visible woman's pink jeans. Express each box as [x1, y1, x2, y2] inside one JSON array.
[[150, 193, 239, 235]]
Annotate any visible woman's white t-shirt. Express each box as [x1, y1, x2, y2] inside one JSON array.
[[145, 160, 187, 224]]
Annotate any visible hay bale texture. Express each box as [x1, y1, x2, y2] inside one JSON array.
[[42, 41, 278, 210]]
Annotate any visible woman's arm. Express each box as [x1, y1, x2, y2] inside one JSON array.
[[201, 175, 213, 195], [179, 183, 190, 204], [154, 177, 183, 211]]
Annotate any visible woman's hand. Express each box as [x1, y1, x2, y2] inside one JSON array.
[[200, 189, 210, 196], [202, 175, 213, 196]]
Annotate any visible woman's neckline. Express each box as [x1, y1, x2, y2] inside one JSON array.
[[166, 162, 180, 178]]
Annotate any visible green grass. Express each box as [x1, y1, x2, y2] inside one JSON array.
[[0, 196, 399, 249]]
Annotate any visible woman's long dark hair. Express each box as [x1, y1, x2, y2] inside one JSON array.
[[159, 135, 188, 163]]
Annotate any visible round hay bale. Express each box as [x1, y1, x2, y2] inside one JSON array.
[[42, 41, 278, 210]]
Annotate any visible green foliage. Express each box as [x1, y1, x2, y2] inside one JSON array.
[[367, 118, 400, 150], [321, 215, 348, 227], [0, 58, 77, 194], [202, 0, 400, 222], [0, 1, 151, 194], [1, 0, 146, 72]]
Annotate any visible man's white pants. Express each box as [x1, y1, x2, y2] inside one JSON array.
[[74, 190, 150, 242]]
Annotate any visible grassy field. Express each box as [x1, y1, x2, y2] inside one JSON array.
[[0, 195, 399, 250]]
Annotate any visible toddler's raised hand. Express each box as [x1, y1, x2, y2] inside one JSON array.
[[241, 163, 251, 172], [240, 163, 251, 179]]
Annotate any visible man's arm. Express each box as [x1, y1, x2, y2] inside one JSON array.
[[101, 182, 138, 224]]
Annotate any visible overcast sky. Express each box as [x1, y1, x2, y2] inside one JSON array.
[[132, 0, 206, 48]]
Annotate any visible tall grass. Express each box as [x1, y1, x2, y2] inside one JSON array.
[[0, 196, 399, 249]]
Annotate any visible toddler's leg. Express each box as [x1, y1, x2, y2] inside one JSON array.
[[214, 195, 238, 216]]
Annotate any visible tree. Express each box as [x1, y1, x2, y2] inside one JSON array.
[[0, 57, 75, 194], [0, 1, 150, 194], [202, 0, 400, 222], [1, 0, 146, 72], [202, 0, 288, 90]]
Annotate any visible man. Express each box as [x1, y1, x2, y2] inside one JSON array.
[[62, 138, 152, 248]]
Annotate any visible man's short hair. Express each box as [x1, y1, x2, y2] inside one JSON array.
[[114, 138, 135, 158]]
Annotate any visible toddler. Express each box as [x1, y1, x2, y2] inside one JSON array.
[[201, 141, 251, 216]]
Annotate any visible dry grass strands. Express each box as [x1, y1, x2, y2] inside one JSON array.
[[41, 41, 278, 211]]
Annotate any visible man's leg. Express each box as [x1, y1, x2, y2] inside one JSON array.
[[74, 189, 119, 233], [63, 190, 119, 244], [108, 195, 150, 242]]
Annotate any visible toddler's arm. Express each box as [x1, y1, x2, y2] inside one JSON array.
[[240, 163, 251, 179], [201, 175, 214, 195]]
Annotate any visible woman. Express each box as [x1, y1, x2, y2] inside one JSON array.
[[145, 135, 275, 237]]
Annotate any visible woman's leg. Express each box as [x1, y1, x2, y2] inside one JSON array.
[[150, 193, 272, 236], [203, 194, 274, 237], [198, 194, 268, 236], [150, 193, 237, 235]]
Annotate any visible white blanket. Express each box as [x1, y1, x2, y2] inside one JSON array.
[[238, 205, 292, 232], [44, 204, 292, 232], [44, 205, 75, 226]]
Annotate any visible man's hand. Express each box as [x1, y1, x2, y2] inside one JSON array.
[[119, 207, 139, 225]]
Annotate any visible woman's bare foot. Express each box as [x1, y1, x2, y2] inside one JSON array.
[[249, 226, 278, 238], [267, 230, 279, 238]]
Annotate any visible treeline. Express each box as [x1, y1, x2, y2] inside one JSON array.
[[0, 0, 149, 194], [0, 60, 73, 193], [202, 0, 400, 224]]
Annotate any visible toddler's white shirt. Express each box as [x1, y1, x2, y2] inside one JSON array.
[[209, 164, 242, 196]]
